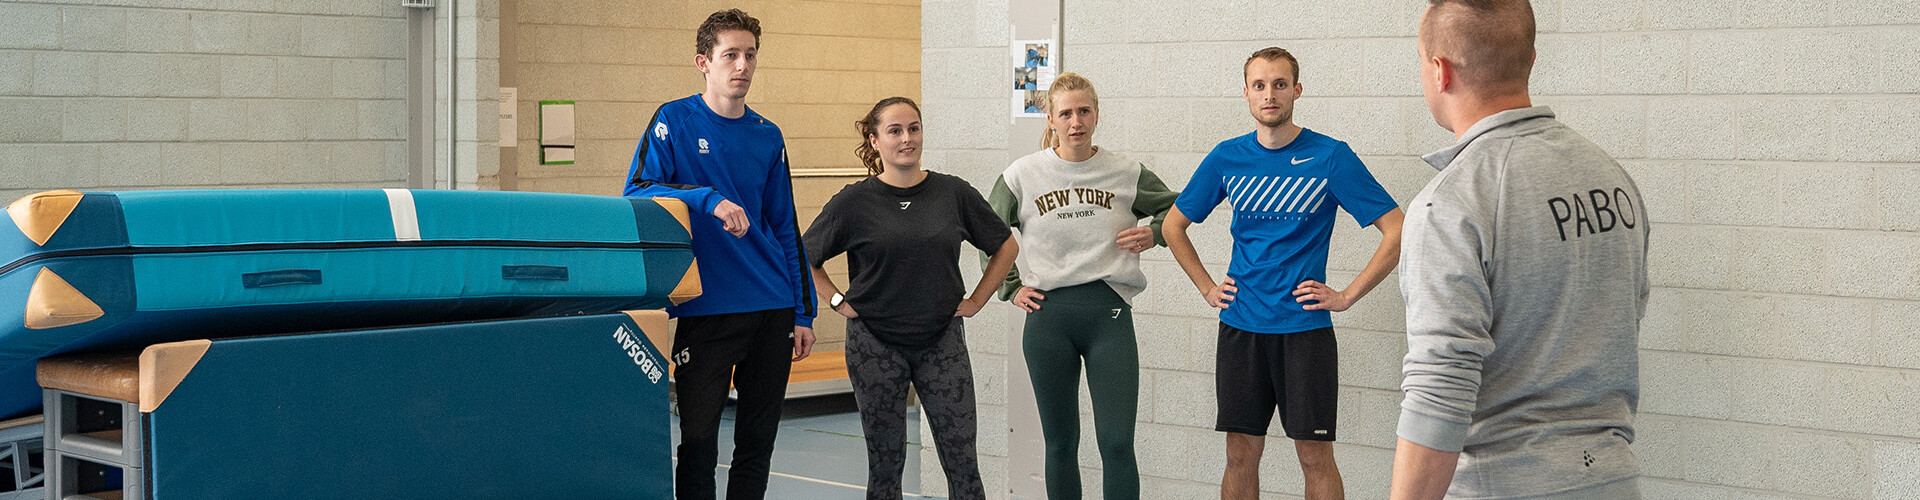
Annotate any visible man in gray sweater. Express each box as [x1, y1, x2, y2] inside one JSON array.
[[1391, 1, 1651, 499]]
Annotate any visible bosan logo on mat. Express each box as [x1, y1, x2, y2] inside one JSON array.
[[612, 324, 666, 384]]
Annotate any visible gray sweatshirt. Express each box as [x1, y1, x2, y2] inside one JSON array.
[[1398, 107, 1651, 499], [988, 147, 1177, 303]]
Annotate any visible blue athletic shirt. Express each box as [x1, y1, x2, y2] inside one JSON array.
[[624, 95, 815, 327], [1174, 128, 1397, 334]]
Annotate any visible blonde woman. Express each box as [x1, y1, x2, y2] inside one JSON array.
[[987, 73, 1177, 500]]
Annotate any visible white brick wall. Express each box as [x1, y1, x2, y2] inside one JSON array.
[[448, 1, 498, 190], [926, 1, 1920, 498], [0, 0, 411, 201]]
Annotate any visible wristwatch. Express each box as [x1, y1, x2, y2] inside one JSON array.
[[829, 293, 845, 308]]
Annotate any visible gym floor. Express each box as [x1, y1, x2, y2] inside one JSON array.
[[670, 394, 933, 499]]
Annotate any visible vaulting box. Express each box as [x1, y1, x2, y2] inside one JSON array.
[[36, 310, 674, 500]]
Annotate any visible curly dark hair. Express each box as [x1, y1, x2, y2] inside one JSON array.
[[696, 9, 761, 57]]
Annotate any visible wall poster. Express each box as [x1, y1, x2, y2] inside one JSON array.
[[1011, 39, 1055, 118]]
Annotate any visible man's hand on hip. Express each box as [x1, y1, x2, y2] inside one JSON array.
[[1204, 277, 1237, 309], [1294, 279, 1355, 312]]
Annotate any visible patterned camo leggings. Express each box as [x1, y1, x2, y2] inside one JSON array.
[[845, 317, 984, 500]]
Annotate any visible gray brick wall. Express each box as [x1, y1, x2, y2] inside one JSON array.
[[924, 0, 1920, 498], [0, 0, 411, 201], [448, 0, 499, 190], [918, 0, 1010, 496]]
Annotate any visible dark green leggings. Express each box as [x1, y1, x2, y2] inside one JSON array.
[[1023, 282, 1138, 500]]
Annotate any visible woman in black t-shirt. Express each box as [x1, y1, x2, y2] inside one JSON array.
[[804, 97, 1019, 500]]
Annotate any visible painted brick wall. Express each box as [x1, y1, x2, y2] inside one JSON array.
[[449, 0, 500, 191], [923, 0, 1920, 498], [0, 0, 412, 201]]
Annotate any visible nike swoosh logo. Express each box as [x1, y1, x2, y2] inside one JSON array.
[[1291, 156, 1313, 165]]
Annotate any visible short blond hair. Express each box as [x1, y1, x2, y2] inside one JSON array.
[[1243, 47, 1300, 82], [1421, 0, 1535, 90]]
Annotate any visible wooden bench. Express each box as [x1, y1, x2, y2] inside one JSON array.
[[785, 350, 851, 398], [664, 350, 851, 399], [35, 350, 151, 500]]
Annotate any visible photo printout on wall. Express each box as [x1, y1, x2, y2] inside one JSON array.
[[1011, 39, 1056, 118]]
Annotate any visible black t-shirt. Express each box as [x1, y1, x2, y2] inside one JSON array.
[[804, 172, 1013, 347]]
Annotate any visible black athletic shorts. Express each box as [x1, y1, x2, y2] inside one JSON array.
[[1214, 323, 1338, 441]]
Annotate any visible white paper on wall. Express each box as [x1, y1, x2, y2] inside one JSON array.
[[499, 87, 518, 147], [540, 101, 575, 164]]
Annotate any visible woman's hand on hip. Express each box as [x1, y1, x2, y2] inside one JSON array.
[[955, 297, 987, 318], [1012, 286, 1046, 313]]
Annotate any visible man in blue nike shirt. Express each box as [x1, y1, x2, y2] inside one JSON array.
[[622, 9, 815, 500], [1163, 47, 1406, 500]]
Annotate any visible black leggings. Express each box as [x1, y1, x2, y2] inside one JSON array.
[[845, 317, 984, 500]]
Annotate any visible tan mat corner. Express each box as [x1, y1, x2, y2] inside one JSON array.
[[621, 310, 672, 356], [651, 197, 692, 234], [7, 190, 83, 246], [669, 260, 702, 306], [138, 339, 211, 413], [24, 268, 104, 330]]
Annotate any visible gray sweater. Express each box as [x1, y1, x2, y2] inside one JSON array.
[[988, 147, 1177, 303], [1397, 107, 1651, 499]]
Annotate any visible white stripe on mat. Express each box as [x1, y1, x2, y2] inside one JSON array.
[[383, 189, 422, 241]]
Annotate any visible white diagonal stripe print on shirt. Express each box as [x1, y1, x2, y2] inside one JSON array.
[[1307, 189, 1330, 213], [1271, 177, 1308, 212], [1246, 177, 1279, 211], [1237, 177, 1271, 210], [1250, 177, 1284, 211], [1288, 178, 1326, 212], [1253, 177, 1285, 212], [1264, 177, 1301, 212], [1228, 176, 1254, 206]]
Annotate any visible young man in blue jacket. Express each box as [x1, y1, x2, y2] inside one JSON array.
[[623, 9, 816, 500]]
